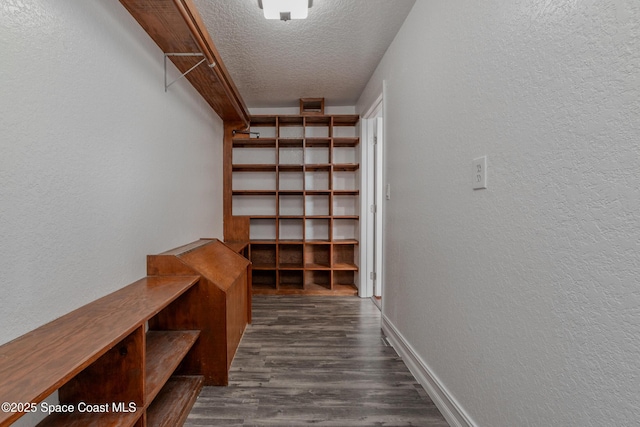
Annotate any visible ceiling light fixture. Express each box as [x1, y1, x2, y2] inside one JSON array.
[[258, 0, 312, 21]]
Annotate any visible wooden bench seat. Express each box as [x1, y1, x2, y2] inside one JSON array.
[[0, 239, 250, 426], [0, 275, 202, 427]]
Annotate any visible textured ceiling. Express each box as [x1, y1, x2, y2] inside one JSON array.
[[193, 0, 416, 108]]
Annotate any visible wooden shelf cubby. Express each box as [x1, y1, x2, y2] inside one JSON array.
[[224, 112, 361, 295]]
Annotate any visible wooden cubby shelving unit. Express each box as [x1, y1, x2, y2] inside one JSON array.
[[224, 114, 360, 295]]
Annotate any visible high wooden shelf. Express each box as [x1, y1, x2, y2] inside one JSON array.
[[0, 239, 251, 427], [119, 0, 249, 126], [224, 114, 360, 295]]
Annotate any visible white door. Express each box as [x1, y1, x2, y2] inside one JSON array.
[[372, 117, 383, 298], [371, 117, 384, 297], [360, 95, 384, 301]]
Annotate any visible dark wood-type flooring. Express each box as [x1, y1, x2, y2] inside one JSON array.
[[185, 295, 449, 426]]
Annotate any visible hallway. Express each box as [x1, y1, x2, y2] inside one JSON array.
[[185, 295, 449, 426]]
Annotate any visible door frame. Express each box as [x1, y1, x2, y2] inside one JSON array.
[[359, 92, 385, 299]]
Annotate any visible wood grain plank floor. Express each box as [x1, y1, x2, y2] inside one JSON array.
[[185, 295, 449, 426]]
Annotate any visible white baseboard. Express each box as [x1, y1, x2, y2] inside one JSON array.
[[381, 315, 476, 427]]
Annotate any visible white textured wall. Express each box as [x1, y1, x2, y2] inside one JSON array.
[[358, 1, 640, 426], [0, 0, 224, 345]]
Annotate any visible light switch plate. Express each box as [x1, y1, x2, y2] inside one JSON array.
[[473, 156, 487, 190]]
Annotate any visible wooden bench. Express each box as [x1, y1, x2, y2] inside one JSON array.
[[0, 275, 201, 426], [0, 239, 251, 426]]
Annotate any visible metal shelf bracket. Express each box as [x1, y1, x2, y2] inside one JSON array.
[[164, 53, 215, 92]]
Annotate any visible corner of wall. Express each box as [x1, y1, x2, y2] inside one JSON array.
[[381, 315, 476, 427]]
